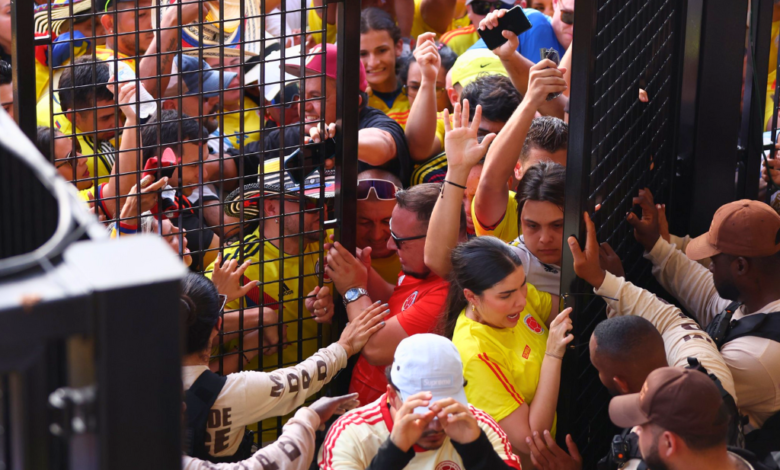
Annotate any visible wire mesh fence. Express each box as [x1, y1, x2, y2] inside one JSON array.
[[561, 0, 681, 465], [33, 0, 352, 452]]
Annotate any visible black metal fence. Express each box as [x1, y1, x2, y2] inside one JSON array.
[[8, 0, 360, 462], [560, 0, 684, 464]]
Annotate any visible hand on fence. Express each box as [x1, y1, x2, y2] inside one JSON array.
[[567, 211, 607, 288], [414, 32, 440, 85], [337, 301, 389, 357], [261, 308, 288, 356], [526, 60, 567, 110], [626, 188, 662, 253], [120, 175, 167, 223], [210, 252, 259, 304], [546, 307, 573, 357], [527, 431, 583, 470], [657, 203, 671, 243], [160, 221, 193, 267], [598, 242, 625, 279], [309, 122, 337, 144], [429, 398, 481, 445], [305, 285, 335, 323], [479, 9, 520, 61], [309, 393, 360, 430], [325, 242, 369, 295], [442, 100, 496, 179]]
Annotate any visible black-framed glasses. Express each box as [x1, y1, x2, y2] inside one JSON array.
[[470, 0, 498, 16], [560, 9, 574, 25], [55, 149, 77, 170], [218, 294, 228, 313], [390, 229, 426, 249]]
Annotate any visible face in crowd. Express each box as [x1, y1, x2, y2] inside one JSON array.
[[53, 132, 92, 190], [405, 60, 451, 113], [551, 0, 574, 49], [465, 264, 529, 329], [302, 77, 338, 135], [266, 195, 323, 243], [357, 197, 396, 260], [101, 0, 155, 57], [387, 206, 430, 279], [360, 28, 402, 92]]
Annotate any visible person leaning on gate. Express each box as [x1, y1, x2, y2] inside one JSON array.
[[240, 43, 412, 186], [178, 272, 389, 464], [627, 192, 780, 460], [318, 334, 521, 470], [324, 183, 463, 406]]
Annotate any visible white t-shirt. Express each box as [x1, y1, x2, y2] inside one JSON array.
[[508, 236, 561, 295], [183, 343, 346, 457]]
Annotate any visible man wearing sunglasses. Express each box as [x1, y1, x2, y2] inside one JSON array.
[[326, 183, 466, 406], [356, 170, 404, 284]]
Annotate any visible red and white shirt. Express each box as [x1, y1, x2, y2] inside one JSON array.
[[318, 394, 520, 470], [349, 273, 449, 404]]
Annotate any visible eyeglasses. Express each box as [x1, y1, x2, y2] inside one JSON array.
[[389, 229, 426, 249], [55, 149, 78, 170], [403, 84, 448, 97], [357, 179, 399, 200], [218, 294, 228, 313], [282, 196, 320, 210], [470, 0, 498, 15], [560, 9, 574, 25]]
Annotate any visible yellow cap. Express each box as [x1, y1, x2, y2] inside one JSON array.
[[450, 48, 509, 88]]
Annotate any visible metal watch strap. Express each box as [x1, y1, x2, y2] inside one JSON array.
[[342, 288, 368, 307]]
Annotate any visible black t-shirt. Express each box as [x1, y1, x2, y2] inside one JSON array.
[[243, 106, 411, 186], [163, 190, 216, 272]]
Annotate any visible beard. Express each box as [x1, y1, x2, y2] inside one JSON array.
[[714, 278, 740, 302], [642, 434, 670, 470], [402, 266, 430, 279]]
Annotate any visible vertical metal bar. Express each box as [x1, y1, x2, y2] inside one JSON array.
[[557, 0, 598, 451], [10, 0, 37, 140], [738, 0, 773, 201], [686, 0, 748, 234], [334, 0, 360, 254]]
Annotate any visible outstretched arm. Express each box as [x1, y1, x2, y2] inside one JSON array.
[[405, 33, 442, 162]]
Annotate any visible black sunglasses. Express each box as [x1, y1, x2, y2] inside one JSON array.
[[560, 10, 574, 25], [389, 229, 426, 249], [470, 0, 498, 16]]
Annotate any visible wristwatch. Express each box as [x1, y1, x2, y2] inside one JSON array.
[[343, 287, 368, 307]]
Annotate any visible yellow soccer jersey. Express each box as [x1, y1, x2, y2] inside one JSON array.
[[370, 253, 402, 285], [765, 20, 779, 129], [368, 89, 411, 129], [411, 0, 471, 39], [471, 190, 519, 242], [221, 97, 262, 149], [440, 24, 480, 56], [206, 227, 333, 371], [318, 394, 521, 470], [37, 94, 115, 185], [452, 283, 552, 423], [307, 1, 338, 45]]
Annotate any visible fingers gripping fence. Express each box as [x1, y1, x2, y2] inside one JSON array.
[[29, 0, 359, 455], [560, 0, 681, 465]]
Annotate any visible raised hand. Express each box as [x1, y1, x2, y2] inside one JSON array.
[[325, 242, 369, 295], [479, 9, 520, 60], [567, 211, 607, 288], [626, 188, 662, 252], [337, 301, 389, 357], [442, 100, 497, 179], [527, 431, 583, 470], [210, 252, 259, 303], [118, 175, 168, 224], [546, 307, 574, 357], [414, 32, 440, 84], [305, 285, 335, 324], [309, 393, 360, 430], [390, 392, 436, 452], [430, 398, 481, 445], [599, 242, 625, 279], [526, 59, 568, 109]]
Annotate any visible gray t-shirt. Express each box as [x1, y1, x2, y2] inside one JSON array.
[[508, 236, 561, 295]]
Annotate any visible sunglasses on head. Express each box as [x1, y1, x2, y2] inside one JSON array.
[[470, 0, 498, 15], [560, 9, 574, 25], [357, 179, 399, 201]]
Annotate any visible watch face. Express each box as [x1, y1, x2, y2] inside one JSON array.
[[346, 289, 358, 301]]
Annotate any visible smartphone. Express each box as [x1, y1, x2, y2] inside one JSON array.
[[478, 6, 533, 50], [142, 148, 177, 181], [541, 48, 562, 101], [284, 138, 337, 185]]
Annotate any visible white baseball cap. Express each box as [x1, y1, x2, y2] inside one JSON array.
[[390, 334, 469, 415]]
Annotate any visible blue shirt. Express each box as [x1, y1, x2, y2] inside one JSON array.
[[469, 9, 563, 63]]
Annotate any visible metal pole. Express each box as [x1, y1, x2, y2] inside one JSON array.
[[10, 0, 37, 141]]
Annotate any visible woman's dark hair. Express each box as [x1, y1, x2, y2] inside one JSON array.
[[360, 7, 401, 45], [514, 161, 566, 218], [181, 273, 221, 355], [398, 43, 457, 86], [440, 237, 523, 338], [35, 126, 55, 161]]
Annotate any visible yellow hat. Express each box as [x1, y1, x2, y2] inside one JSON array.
[[450, 48, 509, 88]]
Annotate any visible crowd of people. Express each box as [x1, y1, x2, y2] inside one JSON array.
[[9, 0, 780, 468]]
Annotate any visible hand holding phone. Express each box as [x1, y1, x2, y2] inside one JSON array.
[[541, 48, 562, 101], [478, 6, 533, 51]]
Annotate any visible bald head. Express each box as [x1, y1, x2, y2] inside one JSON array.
[[590, 316, 668, 395]]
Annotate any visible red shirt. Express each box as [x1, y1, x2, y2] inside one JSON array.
[[349, 272, 449, 404]]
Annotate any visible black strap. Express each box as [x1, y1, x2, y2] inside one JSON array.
[[705, 301, 743, 347], [744, 410, 780, 464], [685, 357, 745, 447], [723, 312, 780, 345], [185, 369, 228, 459]]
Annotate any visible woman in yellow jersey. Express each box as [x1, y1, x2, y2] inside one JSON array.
[[35, 126, 93, 192], [442, 236, 573, 457], [360, 8, 411, 129], [400, 40, 458, 114]]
